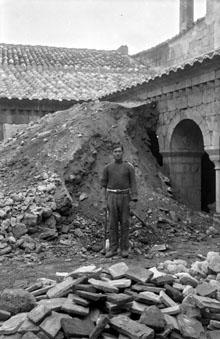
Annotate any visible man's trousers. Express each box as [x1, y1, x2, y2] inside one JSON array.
[[107, 192, 130, 252]]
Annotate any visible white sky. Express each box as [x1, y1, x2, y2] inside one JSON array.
[[0, 0, 206, 55]]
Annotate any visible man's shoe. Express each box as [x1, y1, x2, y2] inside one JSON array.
[[105, 250, 117, 258], [121, 250, 129, 258]]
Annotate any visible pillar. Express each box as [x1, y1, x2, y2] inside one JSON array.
[[179, 0, 194, 32], [162, 150, 203, 210]]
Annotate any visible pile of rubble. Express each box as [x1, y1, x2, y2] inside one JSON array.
[[2, 252, 220, 338]]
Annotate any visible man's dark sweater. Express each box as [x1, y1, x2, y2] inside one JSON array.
[[101, 160, 138, 201]]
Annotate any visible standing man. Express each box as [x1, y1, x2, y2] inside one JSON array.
[[100, 142, 138, 258]]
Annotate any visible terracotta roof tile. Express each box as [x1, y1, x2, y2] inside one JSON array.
[[0, 43, 150, 101]]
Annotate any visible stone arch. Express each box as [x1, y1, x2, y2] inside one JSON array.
[[157, 109, 213, 154]]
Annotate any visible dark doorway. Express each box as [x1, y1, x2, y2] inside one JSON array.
[[201, 152, 215, 212], [148, 131, 163, 166]]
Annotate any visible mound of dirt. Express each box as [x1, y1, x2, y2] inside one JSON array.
[[0, 101, 215, 259]]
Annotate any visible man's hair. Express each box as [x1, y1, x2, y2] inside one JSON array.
[[112, 142, 124, 151]]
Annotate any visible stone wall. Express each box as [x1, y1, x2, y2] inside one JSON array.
[[132, 1, 220, 72], [0, 98, 75, 140]]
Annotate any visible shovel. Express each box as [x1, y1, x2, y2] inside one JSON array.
[[130, 209, 168, 249], [101, 208, 108, 255]]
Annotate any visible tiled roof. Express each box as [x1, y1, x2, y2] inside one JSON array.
[[0, 43, 149, 101], [105, 49, 220, 98]]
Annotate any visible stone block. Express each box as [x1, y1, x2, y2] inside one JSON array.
[[27, 304, 51, 325], [177, 314, 205, 339], [108, 262, 129, 279], [46, 277, 77, 298], [88, 278, 118, 293], [206, 330, 220, 339], [39, 311, 71, 338], [69, 294, 89, 307], [140, 305, 166, 331], [193, 295, 220, 312], [76, 290, 107, 302], [38, 298, 66, 311], [26, 282, 43, 293], [31, 285, 55, 297], [107, 293, 133, 306], [159, 291, 177, 308], [17, 318, 39, 334], [125, 267, 153, 284], [131, 284, 164, 294], [61, 294, 90, 316], [90, 315, 109, 339], [110, 315, 154, 339], [61, 317, 94, 338], [74, 284, 96, 293], [11, 223, 28, 239], [105, 301, 132, 313], [135, 291, 161, 305], [196, 282, 218, 298], [164, 314, 179, 331], [164, 284, 183, 303], [22, 332, 39, 339], [106, 279, 131, 289], [0, 313, 27, 335], [130, 301, 147, 314], [161, 305, 181, 315]]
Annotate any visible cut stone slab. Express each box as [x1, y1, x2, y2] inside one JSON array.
[[88, 278, 119, 293], [152, 275, 175, 287], [196, 282, 218, 298], [135, 291, 161, 305], [22, 332, 40, 339], [107, 293, 134, 306], [27, 304, 51, 325], [181, 294, 201, 319], [31, 285, 55, 297], [61, 317, 94, 338], [0, 309, 11, 321], [47, 277, 77, 298], [0, 313, 27, 335], [140, 305, 166, 331], [206, 330, 220, 339], [110, 315, 154, 339], [39, 311, 72, 338], [131, 284, 164, 294], [68, 293, 89, 307], [106, 279, 131, 289], [193, 295, 220, 312], [161, 305, 181, 315], [38, 298, 66, 311], [74, 284, 96, 293], [164, 314, 179, 331], [159, 291, 177, 308], [105, 301, 132, 313], [26, 282, 43, 293], [177, 314, 205, 339], [130, 301, 147, 314], [61, 294, 90, 316], [76, 290, 107, 302], [108, 262, 129, 279], [90, 315, 109, 339], [210, 319, 220, 329], [68, 265, 99, 278], [17, 318, 39, 334], [125, 267, 153, 284], [0, 289, 37, 315], [164, 284, 183, 303], [148, 267, 167, 280]]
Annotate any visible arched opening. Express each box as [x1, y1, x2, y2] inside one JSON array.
[[169, 119, 206, 210]]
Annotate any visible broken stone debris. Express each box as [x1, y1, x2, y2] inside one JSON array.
[[2, 253, 220, 338]]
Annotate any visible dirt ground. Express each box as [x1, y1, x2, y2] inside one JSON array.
[[1, 234, 220, 293]]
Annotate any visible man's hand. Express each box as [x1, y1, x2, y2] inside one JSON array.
[[129, 200, 137, 212], [101, 201, 108, 211]]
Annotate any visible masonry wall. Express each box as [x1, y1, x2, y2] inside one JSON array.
[[133, 3, 220, 72], [0, 98, 75, 140]]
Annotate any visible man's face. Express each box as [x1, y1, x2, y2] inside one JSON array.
[[113, 147, 123, 161]]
